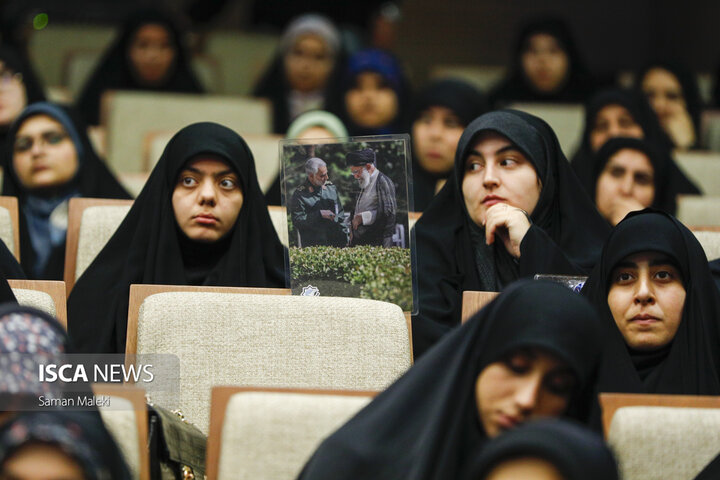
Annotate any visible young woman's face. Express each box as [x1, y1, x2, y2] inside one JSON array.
[[595, 149, 655, 224], [0, 61, 27, 126], [284, 33, 334, 93], [412, 106, 464, 176], [13, 115, 79, 190], [462, 131, 541, 227], [485, 457, 564, 480], [128, 23, 176, 85], [172, 157, 244, 243], [589, 104, 644, 152], [608, 251, 686, 351], [344, 72, 399, 128], [475, 347, 576, 438], [521, 33, 569, 94], [1, 443, 86, 480], [642, 68, 686, 123]]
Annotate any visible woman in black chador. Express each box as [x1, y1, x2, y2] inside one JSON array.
[[67, 122, 286, 354]]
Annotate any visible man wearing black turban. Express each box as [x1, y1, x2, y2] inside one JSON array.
[[346, 148, 397, 247]]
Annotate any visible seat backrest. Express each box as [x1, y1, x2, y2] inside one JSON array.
[[8, 279, 67, 328], [92, 384, 149, 480], [64, 198, 134, 294], [690, 227, 720, 261], [206, 387, 375, 480], [144, 131, 282, 192], [267, 206, 289, 247], [429, 64, 506, 91], [102, 91, 271, 174], [674, 150, 720, 195], [508, 103, 584, 156], [0, 196, 20, 261], [127, 285, 411, 433], [677, 195, 720, 227], [600, 393, 720, 480], [461, 291, 500, 323]]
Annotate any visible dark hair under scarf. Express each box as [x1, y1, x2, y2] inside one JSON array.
[[411, 79, 488, 211], [412, 109, 609, 357], [297, 280, 605, 480], [0, 411, 131, 479], [67, 122, 286, 354], [570, 88, 674, 188], [639, 61, 703, 148], [334, 48, 410, 136], [75, 8, 204, 126], [1, 102, 131, 280], [462, 419, 619, 480], [590, 137, 699, 217], [488, 17, 595, 108], [581, 210, 720, 427]]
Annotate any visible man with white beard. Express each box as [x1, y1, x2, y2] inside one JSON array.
[[346, 148, 397, 246]]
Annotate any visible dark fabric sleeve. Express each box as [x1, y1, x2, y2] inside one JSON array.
[[377, 174, 397, 240], [290, 190, 320, 230], [519, 224, 592, 277]]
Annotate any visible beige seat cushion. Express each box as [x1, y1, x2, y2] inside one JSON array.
[[677, 196, 720, 227], [97, 397, 141, 480], [267, 207, 288, 247], [135, 293, 411, 433], [12, 289, 56, 318], [0, 206, 15, 255], [508, 103, 584, 155], [674, 151, 720, 196], [75, 205, 132, 280], [692, 230, 720, 260], [608, 406, 720, 480], [218, 391, 371, 480]]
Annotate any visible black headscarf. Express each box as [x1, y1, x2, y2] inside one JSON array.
[[252, 14, 345, 134], [411, 79, 488, 211], [0, 46, 46, 143], [412, 109, 610, 356], [297, 280, 605, 480], [0, 411, 131, 479], [1, 102, 131, 280], [462, 419, 619, 480], [489, 17, 595, 108], [570, 88, 674, 188], [710, 258, 720, 292], [0, 238, 23, 283], [67, 122, 286, 354], [75, 8, 204, 126], [581, 210, 720, 412], [639, 61, 703, 149], [589, 137, 700, 217]]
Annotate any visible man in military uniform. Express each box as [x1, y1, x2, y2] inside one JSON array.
[[291, 157, 349, 247]]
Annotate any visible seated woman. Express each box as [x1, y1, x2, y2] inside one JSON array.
[[639, 62, 702, 150], [253, 14, 343, 134], [489, 17, 595, 108], [411, 79, 487, 211], [76, 8, 204, 126], [0, 47, 46, 145], [592, 137, 698, 225], [67, 122, 286, 354], [581, 210, 720, 423], [0, 411, 130, 479], [2, 102, 131, 280], [336, 48, 410, 136], [264, 109, 349, 206], [463, 419, 619, 480], [413, 109, 609, 356], [297, 280, 605, 479]]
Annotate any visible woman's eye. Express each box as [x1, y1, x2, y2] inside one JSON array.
[[655, 270, 675, 281], [467, 161, 483, 172], [593, 121, 609, 132], [504, 353, 532, 374], [444, 117, 462, 129], [499, 158, 517, 167], [545, 373, 576, 396], [181, 176, 197, 186], [220, 178, 236, 189], [43, 132, 67, 145], [609, 167, 624, 178], [614, 271, 634, 284], [14, 138, 32, 152], [635, 174, 653, 186]]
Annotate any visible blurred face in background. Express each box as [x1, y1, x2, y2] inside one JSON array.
[[284, 33, 335, 93], [589, 105, 644, 152], [0, 61, 27, 126], [594, 149, 655, 225], [128, 23, 176, 85], [412, 106, 464, 175], [521, 33, 570, 94], [345, 72, 399, 128], [642, 68, 687, 124], [1, 443, 86, 480]]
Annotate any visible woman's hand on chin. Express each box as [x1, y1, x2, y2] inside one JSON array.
[[484, 203, 531, 258]]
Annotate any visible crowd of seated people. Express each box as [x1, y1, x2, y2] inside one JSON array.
[[1, 6, 720, 479]]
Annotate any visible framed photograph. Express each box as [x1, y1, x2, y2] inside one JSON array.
[[280, 134, 417, 313]]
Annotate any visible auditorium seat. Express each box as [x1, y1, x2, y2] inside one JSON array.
[[267, 206, 289, 247], [206, 387, 375, 480], [600, 393, 720, 480], [8, 280, 67, 328], [126, 285, 411, 433], [690, 227, 720, 261], [508, 103, 584, 156], [461, 290, 500, 323], [674, 150, 720, 195], [429, 64, 506, 92], [677, 195, 720, 227]]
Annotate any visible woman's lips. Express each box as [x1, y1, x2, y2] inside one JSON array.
[[630, 314, 660, 326], [482, 195, 506, 207], [194, 214, 218, 225], [495, 412, 520, 430]]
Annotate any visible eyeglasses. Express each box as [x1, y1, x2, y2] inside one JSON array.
[[0, 69, 23, 86], [14, 131, 69, 153]]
